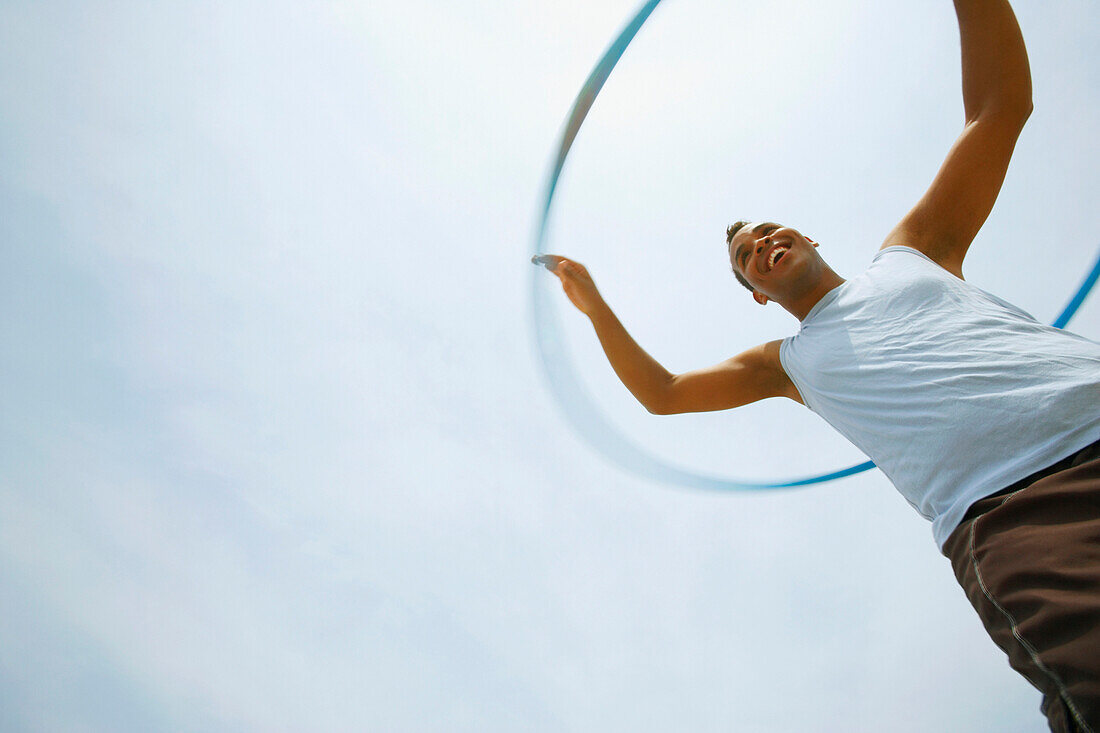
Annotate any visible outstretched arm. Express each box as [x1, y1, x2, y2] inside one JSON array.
[[881, 0, 1032, 277], [539, 255, 799, 414]]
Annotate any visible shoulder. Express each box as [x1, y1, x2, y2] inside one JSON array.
[[879, 237, 966, 279], [761, 339, 804, 405], [872, 245, 962, 279], [730, 339, 800, 398], [874, 244, 940, 264]]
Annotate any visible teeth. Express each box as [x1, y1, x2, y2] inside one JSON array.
[[768, 246, 789, 269]]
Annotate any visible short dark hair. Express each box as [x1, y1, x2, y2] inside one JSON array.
[[726, 220, 753, 292]]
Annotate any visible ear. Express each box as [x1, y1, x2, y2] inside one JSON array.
[[753, 290, 769, 306]]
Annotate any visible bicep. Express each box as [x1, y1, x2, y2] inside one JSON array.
[[655, 340, 800, 415], [881, 109, 1030, 277]]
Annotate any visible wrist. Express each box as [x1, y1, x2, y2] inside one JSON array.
[[586, 299, 613, 323]]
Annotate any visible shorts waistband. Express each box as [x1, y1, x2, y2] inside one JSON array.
[[960, 437, 1100, 525]]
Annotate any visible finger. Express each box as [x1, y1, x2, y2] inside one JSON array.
[[531, 254, 564, 272]]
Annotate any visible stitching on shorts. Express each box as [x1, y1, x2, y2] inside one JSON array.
[[969, 516, 1094, 733]]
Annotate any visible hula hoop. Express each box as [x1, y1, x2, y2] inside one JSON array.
[[530, 0, 1100, 491]]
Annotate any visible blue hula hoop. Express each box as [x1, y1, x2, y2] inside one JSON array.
[[530, 0, 1100, 491]]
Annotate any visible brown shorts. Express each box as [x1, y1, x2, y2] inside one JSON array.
[[942, 438, 1100, 733]]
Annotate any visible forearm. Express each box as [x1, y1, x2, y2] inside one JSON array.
[[954, 0, 1032, 121], [586, 301, 673, 414]]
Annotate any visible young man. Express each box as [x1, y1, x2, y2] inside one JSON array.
[[538, 1, 1100, 730]]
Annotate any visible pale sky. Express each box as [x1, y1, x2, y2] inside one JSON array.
[[1, 1, 1097, 731]]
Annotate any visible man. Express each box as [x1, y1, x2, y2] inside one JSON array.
[[537, 1, 1100, 730]]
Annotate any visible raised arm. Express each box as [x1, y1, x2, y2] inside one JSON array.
[[881, 0, 1033, 277], [540, 256, 799, 414]]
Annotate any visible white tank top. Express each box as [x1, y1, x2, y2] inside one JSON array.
[[779, 246, 1100, 549]]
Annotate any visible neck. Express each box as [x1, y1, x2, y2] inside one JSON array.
[[781, 267, 846, 321]]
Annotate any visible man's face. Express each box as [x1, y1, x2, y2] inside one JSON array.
[[728, 221, 820, 304]]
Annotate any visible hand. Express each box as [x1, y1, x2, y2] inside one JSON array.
[[535, 254, 605, 316]]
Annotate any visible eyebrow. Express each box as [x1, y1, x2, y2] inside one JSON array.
[[733, 241, 747, 268]]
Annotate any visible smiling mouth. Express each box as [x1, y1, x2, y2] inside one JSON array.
[[766, 246, 789, 271]]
